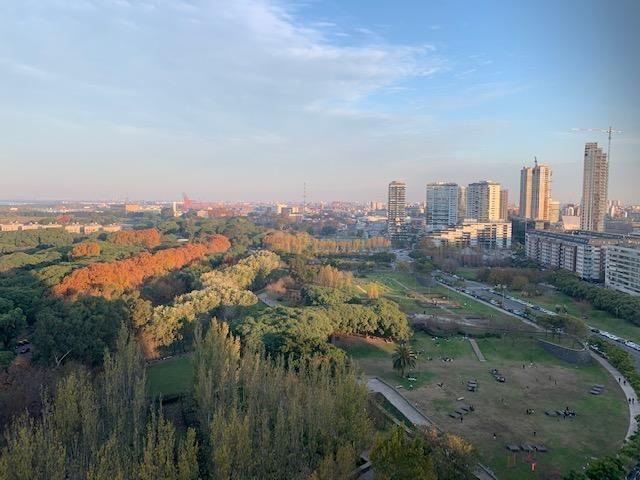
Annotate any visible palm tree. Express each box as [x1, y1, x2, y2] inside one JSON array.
[[392, 343, 417, 378]]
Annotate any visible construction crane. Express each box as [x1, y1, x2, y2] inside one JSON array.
[[571, 126, 622, 160]]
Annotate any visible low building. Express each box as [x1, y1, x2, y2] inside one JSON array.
[[0, 223, 21, 232], [102, 224, 122, 233], [424, 221, 511, 249], [525, 230, 624, 281], [605, 244, 640, 296], [64, 224, 83, 234]]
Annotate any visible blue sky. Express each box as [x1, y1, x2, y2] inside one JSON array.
[[1, 0, 638, 203]]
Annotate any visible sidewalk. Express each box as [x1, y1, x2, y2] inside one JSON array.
[[469, 338, 486, 362], [366, 377, 434, 427], [590, 351, 640, 440]]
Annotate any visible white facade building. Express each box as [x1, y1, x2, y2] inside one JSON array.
[[466, 180, 501, 222], [525, 230, 623, 281], [605, 244, 640, 296], [425, 222, 511, 249], [425, 182, 459, 231]]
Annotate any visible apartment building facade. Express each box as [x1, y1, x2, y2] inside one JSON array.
[[425, 221, 512, 249], [525, 230, 623, 281]]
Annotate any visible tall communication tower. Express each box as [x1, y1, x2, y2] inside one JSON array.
[[302, 182, 307, 219]]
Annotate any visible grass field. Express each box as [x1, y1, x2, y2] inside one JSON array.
[[361, 271, 523, 330], [146, 355, 194, 397], [515, 288, 640, 344], [339, 332, 628, 479]]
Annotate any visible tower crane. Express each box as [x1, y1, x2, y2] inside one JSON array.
[[571, 126, 622, 160]]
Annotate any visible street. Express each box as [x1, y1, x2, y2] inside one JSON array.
[[435, 270, 640, 370]]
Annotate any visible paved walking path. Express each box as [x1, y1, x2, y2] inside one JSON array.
[[469, 338, 486, 362], [367, 377, 434, 427], [590, 351, 640, 440]]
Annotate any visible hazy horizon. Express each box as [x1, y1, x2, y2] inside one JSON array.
[[2, 0, 639, 203]]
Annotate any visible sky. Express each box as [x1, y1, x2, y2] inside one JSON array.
[[1, 0, 639, 204]]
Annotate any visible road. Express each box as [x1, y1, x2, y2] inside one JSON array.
[[437, 271, 640, 370]]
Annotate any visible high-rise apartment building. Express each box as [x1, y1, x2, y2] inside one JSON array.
[[581, 142, 609, 232], [466, 180, 501, 222], [457, 186, 467, 220], [499, 189, 509, 221], [387, 181, 407, 241], [425, 182, 459, 231], [519, 160, 552, 220]]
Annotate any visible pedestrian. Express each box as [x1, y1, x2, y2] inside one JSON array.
[[619, 377, 621, 383], [523, 364, 525, 369], [629, 398, 632, 404], [460, 416, 463, 423], [624, 380, 627, 385], [533, 431, 536, 437], [493, 433, 497, 439], [554, 379, 557, 385]]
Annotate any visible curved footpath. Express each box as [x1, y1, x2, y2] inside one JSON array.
[[590, 351, 640, 440]]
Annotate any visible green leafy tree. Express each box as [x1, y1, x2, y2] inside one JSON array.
[[0, 307, 26, 348], [392, 343, 417, 378], [370, 427, 437, 480], [584, 456, 625, 480]]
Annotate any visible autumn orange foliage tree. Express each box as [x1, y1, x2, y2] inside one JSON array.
[[69, 242, 101, 259], [52, 235, 231, 298], [263, 231, 390, 254], [108, 228, 162, 248]]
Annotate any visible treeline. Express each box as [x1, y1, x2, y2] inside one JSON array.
[[553, 272, 640, 325], [238, 298, 411, 360], [0, 323, 371, 480], [52, 235, 231, 298], [0, 228, 74, 254], [476, 267, 548, 291], [263, 231, 390, 255], [108, 228, 161, 248], [142, 250, 281, 355]]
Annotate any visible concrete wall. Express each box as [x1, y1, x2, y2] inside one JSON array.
[[537, 339, 592, 364]]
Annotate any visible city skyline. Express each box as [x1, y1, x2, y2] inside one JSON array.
[[1, 0, 639, 203]]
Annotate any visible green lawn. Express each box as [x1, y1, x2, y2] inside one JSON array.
[[457, 267, 480, 281], [347, 331, 629, 479], [361, 272, 522, 330], [517, 288, 640, 344], [146, 355, 194, 397]]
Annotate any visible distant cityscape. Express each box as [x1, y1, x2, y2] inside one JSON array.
[[1, 142, 639, 299]]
